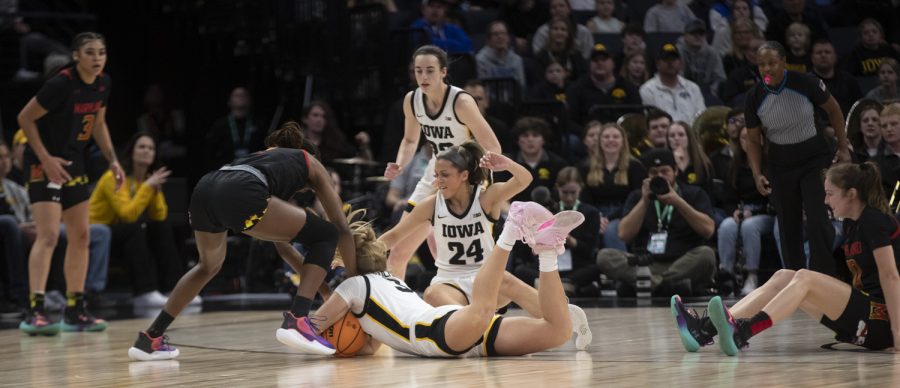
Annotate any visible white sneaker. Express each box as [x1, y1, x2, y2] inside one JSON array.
[[568, 304, 592, 350], [134, 291, 168, 307], [740, 274, 758, 296]]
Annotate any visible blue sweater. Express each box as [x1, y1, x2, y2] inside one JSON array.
[[411, 19, 472, 54]]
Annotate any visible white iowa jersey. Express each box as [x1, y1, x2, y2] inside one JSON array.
[[334, 272, 490, 357], [433, 188, 495, 276], [412, 85, 472, 154]]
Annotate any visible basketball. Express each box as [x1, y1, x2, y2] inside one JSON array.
[[323, 314, 365, 357]]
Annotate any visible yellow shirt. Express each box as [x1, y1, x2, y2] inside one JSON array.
[[89, 170, 168, 225]]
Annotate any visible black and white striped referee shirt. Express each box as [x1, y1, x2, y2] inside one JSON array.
[[744, 70, 830, 145]]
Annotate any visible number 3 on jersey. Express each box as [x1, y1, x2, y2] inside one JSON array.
[[448, 240, 484, 265], [78, 114, 95, 141]]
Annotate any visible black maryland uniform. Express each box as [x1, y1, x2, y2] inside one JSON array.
[[25, 67, 111, 208], [189, 148, 311, 233], [821, 207, 900, 350]]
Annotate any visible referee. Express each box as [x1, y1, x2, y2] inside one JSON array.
[[744, 41, 850, 276]]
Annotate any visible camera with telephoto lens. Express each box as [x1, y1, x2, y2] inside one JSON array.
[[649, 176, 670, 196]]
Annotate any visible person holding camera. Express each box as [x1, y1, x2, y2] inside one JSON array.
[[595, 148, 716, 296]]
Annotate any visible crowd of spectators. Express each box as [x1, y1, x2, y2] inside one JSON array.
[[3, 0, 900, 313]]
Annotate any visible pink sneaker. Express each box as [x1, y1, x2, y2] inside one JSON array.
[[506, 202, 554, 245], [530, 211, 585, 254]]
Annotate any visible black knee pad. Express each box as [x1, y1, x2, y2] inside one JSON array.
[[293, 212, 339, 270]]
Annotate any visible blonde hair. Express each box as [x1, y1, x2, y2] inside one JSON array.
[[341, 210, 388, 274], [882, 104, 900, 119], [587, 123, 633, 187]]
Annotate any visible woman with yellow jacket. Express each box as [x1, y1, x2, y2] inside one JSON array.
[[89, 131, 186, 307]]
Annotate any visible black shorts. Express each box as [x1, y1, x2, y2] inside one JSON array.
[[188, 170, 270, 233], [24, 157, 90, 210], [414, 309, 505, 357], [820, 287, 893, 350]]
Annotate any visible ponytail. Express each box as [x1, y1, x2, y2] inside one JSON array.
[[826, 162, 890, 214], [436, 141, 487, 185]]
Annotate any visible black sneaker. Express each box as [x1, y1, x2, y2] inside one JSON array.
[[128, 331, 180, 361], [19, 309, 60, 336], [61, 308, 108, 332], [707, 296, 749, 356], [670, 295, 715, 352]]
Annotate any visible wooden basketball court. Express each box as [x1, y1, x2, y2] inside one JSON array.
[[2, 306, 899, 387]]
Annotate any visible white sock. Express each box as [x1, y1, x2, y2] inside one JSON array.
[[496, 226, 519, 251], [538, 251, 558, 272]]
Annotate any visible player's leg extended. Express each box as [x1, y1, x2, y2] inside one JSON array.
[[729, 269, 796, 318], [443, 202, 553, 351], [489, 211, 585, 355]]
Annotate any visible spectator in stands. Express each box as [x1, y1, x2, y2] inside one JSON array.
[[718, 18, 762, 75], [595, 148, 716, 296], [534, 16, 588, 83], [677, 20, 726, 97], [347, 0, 397, 12], [716, 125, 775, 296], [566, 44, 641, 125], [765, 0, 827, 45], [721, 36, 765, 106], [709, 0, 767, 42], [496, 117, 568, 202], [847, 18, 899, 77], [865, 59, 900, 103], [619, 52, 650, 87], [635, 109, 674, 155], [532, 0, 594, 59], [876, 105, 900, 205], [667, 120, 714, 189], [300, 101, 371, 163], [811, 40, 862, 117], [412, 0, 472, 54], [586, 0, 624, 34], [7, 129, 27, 185], [527, 59, 570, 103], [0, 0, 69, 81], [554, 167, 601, 296], [616, 24, 646, 73], [710, 109, 743, 173], [578, 122, 645, 251], [475, 21, 526, 88], [850, 100, 883, 162], [385, 144, 432, 225], [784, 22, 812, 73], [500, 0, 549, 55], [463, 80, 514, 152], [136, 84, 187, 176], [640, 44, 706, 124], [204, 87, 266, 173], [89, 132, 187, 307], [0, 141, 28, 310], [643, 0, 698, 34]]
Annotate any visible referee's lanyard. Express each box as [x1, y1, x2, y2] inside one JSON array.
[[649, 201, 673, 254], [559, 200, 580, 212]]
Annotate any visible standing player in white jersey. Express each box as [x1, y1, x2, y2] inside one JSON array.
[[379, 142, 591, 350], [384, 45, 502, 282], [286, 202, 585, 358]]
